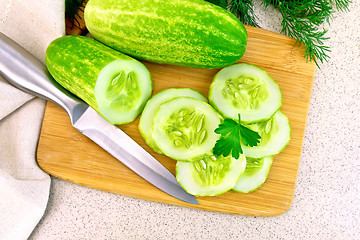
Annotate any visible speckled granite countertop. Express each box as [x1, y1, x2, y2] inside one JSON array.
[[29, 1, 360, 239]]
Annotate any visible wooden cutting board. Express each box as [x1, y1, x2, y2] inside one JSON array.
[[37, 24, 316, 216]]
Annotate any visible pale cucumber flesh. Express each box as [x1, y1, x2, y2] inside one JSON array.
[[232, 156, 273, 193], [176, 152, 246, 196], [209, 63, 282, 123], [242, 110, 290, 158], [95, 59, 152, 124], [139, 88, 207, 154], [152, 97, 221, 161]]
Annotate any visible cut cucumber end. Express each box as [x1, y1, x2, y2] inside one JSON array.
[[209, 63, 282, 123], [242, 110, 291, 158], [232, 156, 273, 193], [176, 152, 247, 196], [139, 88, 207, 154], [94, 59, 152, 124], [152, 97, 221, 161]]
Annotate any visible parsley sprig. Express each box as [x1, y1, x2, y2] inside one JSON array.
[[213, 114, 261, 160]]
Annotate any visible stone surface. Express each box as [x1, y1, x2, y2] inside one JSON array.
[[29, 1, 360, 239]]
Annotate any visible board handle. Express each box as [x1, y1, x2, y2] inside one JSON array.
[[0, 32, 87, 124]]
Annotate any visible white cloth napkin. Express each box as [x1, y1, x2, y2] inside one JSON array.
[[0, 0, 65, 239]]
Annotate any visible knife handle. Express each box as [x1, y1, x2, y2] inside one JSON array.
[[0, 32, 86, 123]]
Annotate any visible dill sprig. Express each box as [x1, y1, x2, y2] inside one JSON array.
[[206, 0, 228, 9], [263, 0, 334, 66], [228, 0, 260, 28], [333, 0, 351, 11], [65, 0, 85, 28], [205, 0, 351, 67]]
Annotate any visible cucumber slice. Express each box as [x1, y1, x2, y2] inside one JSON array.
[[242, 110, 291, 158], [95, 59, 152, 124], [152, 97, 221, 161], [176, 152, 246, 196], [209, 63, 282, 123], [232, 156, 273, 193], [139, 88, 207, 154]]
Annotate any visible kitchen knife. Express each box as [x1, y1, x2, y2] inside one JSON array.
[[0, 32, 199, 205]]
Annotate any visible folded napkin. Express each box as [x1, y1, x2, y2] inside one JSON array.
[[0, 1, 65, 239]]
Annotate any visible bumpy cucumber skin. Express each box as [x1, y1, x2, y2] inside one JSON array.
[[46, 35, 136, 112], [84, 0, 247, 69], [209, 63, 282, 123], [139, 88, 207, 154], [232, 156, 273, 193]]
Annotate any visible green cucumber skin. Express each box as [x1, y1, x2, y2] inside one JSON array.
[[45, 35, 134, 111], [232, 156, 273, 193], [84, 0, 248, 69]]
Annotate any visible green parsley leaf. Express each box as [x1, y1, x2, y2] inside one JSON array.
[[213, 114, 261, 159]]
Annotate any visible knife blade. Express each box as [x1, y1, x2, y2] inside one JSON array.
[[0, 32, 198, 205]]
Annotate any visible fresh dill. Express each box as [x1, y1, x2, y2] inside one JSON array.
[[65, 0, 85, 28], [206, 0, 351, 66], [228, 0, 260, 28], [206, 0, 228, 9]]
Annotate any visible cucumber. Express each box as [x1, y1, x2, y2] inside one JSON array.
[[45, 35, 152, 124], [152, 97, 221, 161], [139, 88, 207, 154], [84, 0, 247, 69], [176, 152, 246, 196], [242, 110, 291, 158], [232, 156, 273, 193], [209, 63, 282, 123]]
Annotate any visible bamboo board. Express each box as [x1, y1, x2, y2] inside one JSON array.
[[37, 25, 316, 216]]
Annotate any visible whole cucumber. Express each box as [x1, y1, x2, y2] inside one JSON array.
[[84, 0, 248, 69]]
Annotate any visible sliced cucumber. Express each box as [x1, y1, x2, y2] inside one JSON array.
[[46, 35, 152, 125], [242, 110, 291, 158], [139, 88, 207, 154], [209, 63, 282, 123], [232, 156, 273, 193], [152, 97, 221, 161], [176, 152, 246, 196], [95, 59, 152, 124]]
